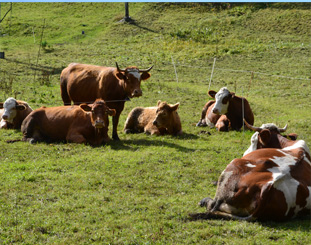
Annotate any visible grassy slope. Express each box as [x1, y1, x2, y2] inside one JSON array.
[[0, 3, 311, 244]]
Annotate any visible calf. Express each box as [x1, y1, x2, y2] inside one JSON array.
[[21, 99, 116, 146], [0, 97, 33, 129], [194, 125, 310, 221], [197, 87, 254, 131], [124, 101, 182, 136]]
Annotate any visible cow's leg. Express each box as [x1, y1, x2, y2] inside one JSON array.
[[66, 133, 86, 144], [198, 197, 213, 207], [112, 113, 121, 141]]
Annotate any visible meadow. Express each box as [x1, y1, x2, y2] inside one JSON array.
[[0, 3, 310, 244]]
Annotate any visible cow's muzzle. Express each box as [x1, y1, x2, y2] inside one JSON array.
[[212, 108, 220, 115], [2, 115, 8, 120], [131, 89, 142, 97], [94, 120, 105, 129]]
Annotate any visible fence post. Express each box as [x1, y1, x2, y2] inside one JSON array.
[[171, 56, 178, 83], [208, 57, 216, 91], [247, 71, 254, 97]]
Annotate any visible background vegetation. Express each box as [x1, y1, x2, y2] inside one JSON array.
[[0, 3, 310, 244]]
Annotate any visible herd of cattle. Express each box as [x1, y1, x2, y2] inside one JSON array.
[[0, 63, 310, 222]]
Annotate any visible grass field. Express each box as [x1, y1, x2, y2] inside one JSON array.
[[0, 3, 311, 244]]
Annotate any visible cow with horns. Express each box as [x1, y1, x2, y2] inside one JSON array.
[[60, 62, 153, 140], [0, 97, 33, 129], [193, 121, 310, 221], [196, 87, 254, 131]]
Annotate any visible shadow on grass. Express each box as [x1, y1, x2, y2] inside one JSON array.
[[187, 212, 311, 231], [109, 135, 198, 152]]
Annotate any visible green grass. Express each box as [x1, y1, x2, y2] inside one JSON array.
[[0, 3, 311, 244]]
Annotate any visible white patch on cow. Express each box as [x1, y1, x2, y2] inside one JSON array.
[[283, 140, 311, 160], [268, 150, 301, 216], [2, 97, 18, 123], [0, 119, 7, 128], [243, 132, 259, 156], [205, 118, 215, 128], [246, 163, 256, 168], [128, 70, 141, 80], [213, 87, 230, 115]]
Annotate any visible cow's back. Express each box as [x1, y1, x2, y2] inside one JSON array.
[[61, 63, 118, 105], [124, 107, 156, 133], [22, 106, 87, 141]]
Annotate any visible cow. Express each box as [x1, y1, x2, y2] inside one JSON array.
[[124, 100, 182, 136], [60, 62, 153, 141], [243, 120, 298, 156], [21, 99, 116, 146], [0, 97, 33, 129], [193, 123, 311, 221], [196, 87, 254, 131]]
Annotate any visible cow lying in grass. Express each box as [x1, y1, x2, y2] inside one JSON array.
[[197, 87, 254, 131], [0, 97, 33, 129], [21, 99, 115, 146], [124, 101, 182, 136], [193, 122, 310, 221]]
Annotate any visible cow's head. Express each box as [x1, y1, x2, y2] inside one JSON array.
[[0, 97, 27, 123], [208, 87, 234, 115], [115, 62, 153, 98], [243, 120, 297, 156], [80, 99, 116, 129], [153, 100, 180, 128]]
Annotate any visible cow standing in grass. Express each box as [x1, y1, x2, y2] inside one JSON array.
[[194, 122, 310, 221], [197, 87, 254, 131], [124, 101, 182, 136], [21, 99, 116, 146], [0, 97, 33, 129], [60, 62, 153, 140]]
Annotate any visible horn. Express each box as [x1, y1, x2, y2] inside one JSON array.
[[279, 124, 287, 133], [243, 119, 262, 132], [139, 65, 154, 73], [116, 62, 125, 72]]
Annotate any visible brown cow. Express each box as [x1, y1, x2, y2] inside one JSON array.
[[197, 87, 254, 131], [0, 97, 33, 129], [60, 62, 153, 140], [124, 101, 182, 136], [21, 99, 116, 146], [194, 124, 310, 221]]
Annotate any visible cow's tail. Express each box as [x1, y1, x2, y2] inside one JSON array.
[[188, 211, 255, 221], [60, 72, 72, 106]]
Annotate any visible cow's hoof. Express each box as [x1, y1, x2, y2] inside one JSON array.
[[29, 138, 36, 144], [198, 197, 213, 207], [112, 135, 120, 141], [196, 121, 202, 127]]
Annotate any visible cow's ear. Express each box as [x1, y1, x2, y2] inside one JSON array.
[[16, 104, 27, 111], [157, 100, 161, 106], [286, 133, 298, 141], [208, 90, 217, 98], [108, 109, 116, 117], [80, 104, 92, 112], [259, 129, 271, 146], [170, 102, 180, 111], [116, 71, 125, 80], [140, 72, 151, 81], [0, 103, 3, 109]]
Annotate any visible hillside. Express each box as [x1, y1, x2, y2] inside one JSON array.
[[0, 3, 310, 244]]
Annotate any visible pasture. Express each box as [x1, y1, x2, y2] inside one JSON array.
[[0, 3, 310, 244]]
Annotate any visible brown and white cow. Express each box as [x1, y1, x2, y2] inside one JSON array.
[[194, 123, 311, 221], [60, 62, 153, 140], [21, 99, 116, 146], [0, 97, 33, 129], [243, 120, 298, 156], [196, 87, 254, 131], [124, 101, 182, 136]]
